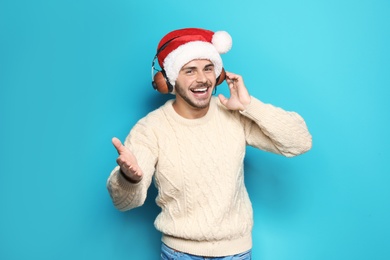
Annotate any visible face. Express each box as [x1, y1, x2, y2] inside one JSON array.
[[174, 59, 217, 113]]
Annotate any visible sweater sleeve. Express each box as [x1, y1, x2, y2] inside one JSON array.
[[240, 96, 312, 157], [106, 117, 158, 211]]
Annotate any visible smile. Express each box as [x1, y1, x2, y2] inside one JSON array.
[[190, 87, 209, 93]]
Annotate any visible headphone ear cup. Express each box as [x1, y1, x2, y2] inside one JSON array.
[[161, 70, 174, 93], [153, 71, 172, 94], [216, 68, 226, 86]]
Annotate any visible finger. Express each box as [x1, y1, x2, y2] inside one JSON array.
[[225, 71, 235, 78], [226, 78, 235, 89], [116, 156, 127, 166], [225, 72, 240, 81], [116, 158, 131, 173], [218, 94, 228, 106], [112, 137, 125, 155]]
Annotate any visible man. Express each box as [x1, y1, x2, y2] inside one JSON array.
[[107, 28, 312, 259]]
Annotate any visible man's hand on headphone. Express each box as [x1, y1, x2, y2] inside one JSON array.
[[218, 72, 251, 111], [112, 137, 143, 183]]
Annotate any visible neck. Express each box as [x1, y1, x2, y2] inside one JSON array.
[[172, 100, 210, 119]]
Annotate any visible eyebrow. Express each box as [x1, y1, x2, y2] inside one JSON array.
[[181, 63, 214, 71]]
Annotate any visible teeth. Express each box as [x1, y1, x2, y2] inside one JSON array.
[[192, 88, 207, 92]]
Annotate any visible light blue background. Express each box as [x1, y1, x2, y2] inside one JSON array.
[[1, 0, 389, 259]]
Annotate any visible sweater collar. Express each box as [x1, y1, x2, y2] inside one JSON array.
[[163, 97, 218, 126]]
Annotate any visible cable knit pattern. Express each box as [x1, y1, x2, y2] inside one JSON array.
[[106, 96, 312, 257]]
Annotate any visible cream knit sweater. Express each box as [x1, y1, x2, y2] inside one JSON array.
[[107, 96, 312, 257]]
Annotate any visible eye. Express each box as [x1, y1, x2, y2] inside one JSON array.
[[185, 69, 194, 75], [204, 66, 214, 72]]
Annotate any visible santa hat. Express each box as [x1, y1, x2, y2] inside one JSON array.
[[156, 28, 232, 87]]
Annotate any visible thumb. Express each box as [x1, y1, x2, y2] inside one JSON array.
[[112, 137, 125, 154], [218, 94, 228, 107]]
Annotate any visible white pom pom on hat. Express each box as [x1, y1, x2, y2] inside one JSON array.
[[155, 28, 232, 87], [212, 31, 232, 54]]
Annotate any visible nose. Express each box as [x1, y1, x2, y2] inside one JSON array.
[[196, 71, 207, 83]]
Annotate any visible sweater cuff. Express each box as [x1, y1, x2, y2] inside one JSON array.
[[239, 96, 265, 115], [115, 168, 143, 190], [119, 169, 142, 184]]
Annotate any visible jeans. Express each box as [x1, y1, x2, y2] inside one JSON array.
[[161, 243, 252, 260]]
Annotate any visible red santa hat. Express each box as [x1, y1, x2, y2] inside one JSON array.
[[155, 28, 232, 87]]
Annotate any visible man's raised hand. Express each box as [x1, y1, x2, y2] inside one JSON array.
[[112, 137, 143, 183], [218, 72, 251, 111]]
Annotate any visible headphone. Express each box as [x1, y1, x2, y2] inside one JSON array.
[[151, 38, 226, 94]]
